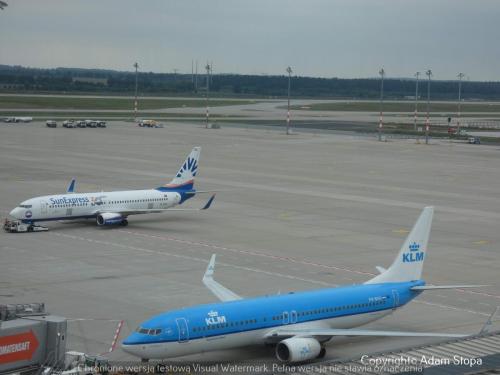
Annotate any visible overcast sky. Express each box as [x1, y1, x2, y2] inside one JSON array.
[[1, 0, 499, 80]]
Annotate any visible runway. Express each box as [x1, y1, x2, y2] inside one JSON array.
[[0, 120, 499, 363]]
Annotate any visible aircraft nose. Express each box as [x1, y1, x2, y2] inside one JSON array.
[[9, 207, 20, 218], [121, 334, 146, 357]]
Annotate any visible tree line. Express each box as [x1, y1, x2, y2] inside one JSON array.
[[1, 65, 500, 100]]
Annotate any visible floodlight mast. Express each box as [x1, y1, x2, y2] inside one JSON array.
[[414, 72, 420, 131], [205, 63, 211, 129], [286, 66, 293, 135], [425, 69, 432, 144], [133, 62, 139, 120], [457, 72, 465, 134], [378, 68, 385, 141]]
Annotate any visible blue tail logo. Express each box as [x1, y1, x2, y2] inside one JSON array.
[[403, 242, 424, 263], [177, 157, 198, 178]]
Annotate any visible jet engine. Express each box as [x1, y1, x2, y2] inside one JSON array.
[[96, 212, 126, 226], [275, 337, 323, 363]]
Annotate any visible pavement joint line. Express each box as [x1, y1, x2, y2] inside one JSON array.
[[117, 229, 500, 300], [47, 231, 335, 287], [46, 231, 495, 318], [117, 229, 375, 276]]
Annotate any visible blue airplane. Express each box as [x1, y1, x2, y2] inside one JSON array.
[[122, 207, 490, 363]]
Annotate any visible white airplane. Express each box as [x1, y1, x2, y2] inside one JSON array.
[[9, 147, 215, 227], [122, 207, 493, 363]]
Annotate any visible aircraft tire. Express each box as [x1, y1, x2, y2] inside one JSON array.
[[317, 347, 326, 359]]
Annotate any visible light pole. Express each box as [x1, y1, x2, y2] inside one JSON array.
[[414, 72, 420, 131], [457, 72, 465, 135], [425, 69, 432, 144], [286, 66, 293, 135], [378, 68, 385, 141], [133, 62, 139, 120], [205, 63, 211, 128]]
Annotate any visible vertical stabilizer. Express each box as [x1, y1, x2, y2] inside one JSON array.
[[366, 206, 433, 284], [157, 147, 201, 191]]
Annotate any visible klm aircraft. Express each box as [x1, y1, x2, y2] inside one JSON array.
[[122, 207, 490, 363], [9, 147, 214, 227]]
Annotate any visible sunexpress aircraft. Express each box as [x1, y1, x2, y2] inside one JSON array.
[[9, 147, 214, 227], [122, 207, 492, 363]]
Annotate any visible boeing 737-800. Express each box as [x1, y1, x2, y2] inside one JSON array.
[[122, 207, 492, 363], [9, 147, 214, 227]]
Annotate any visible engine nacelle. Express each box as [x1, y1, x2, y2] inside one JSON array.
[[96, 212, 124, 226], [276, 337, 321, 363]]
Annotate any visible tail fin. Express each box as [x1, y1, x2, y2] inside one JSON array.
[[366, 206, 433, 284], [157, 147, 201, 191]]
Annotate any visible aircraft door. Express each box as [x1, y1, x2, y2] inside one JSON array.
[[392, 289, 400, 309], [175, 318, 189, 342], [282, 311, 289, 325], [40, 201, 48, 215], [290, 310, 297, 324]]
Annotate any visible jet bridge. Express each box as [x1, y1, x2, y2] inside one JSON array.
[[0, 303, 67, 375]]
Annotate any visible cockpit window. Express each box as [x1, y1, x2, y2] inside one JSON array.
[[19, 205, 32, 209], [135, 327, 162, 335]]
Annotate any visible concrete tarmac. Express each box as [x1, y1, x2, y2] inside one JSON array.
[[0, 121, 499, 363]]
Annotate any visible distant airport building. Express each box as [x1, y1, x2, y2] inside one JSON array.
[[72, 77, 108, 86]]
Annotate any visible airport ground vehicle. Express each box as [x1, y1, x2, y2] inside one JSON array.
[[4, 116, 33, 123], [76, 120, 86, 128], [46, 120, 57, 128], [468, 136, 481, 144], [3, 219, 48, 233], [63, 120, 75, 128], [138, 119, 158, 127], [97, 121, 106, 128]]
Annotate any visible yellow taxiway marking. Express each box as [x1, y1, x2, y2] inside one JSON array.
[[473, 240, 489, 245], [392, 229, 410, 234], [279, 212, 294, 220]]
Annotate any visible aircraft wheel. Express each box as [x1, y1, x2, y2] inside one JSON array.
[[317, 347, 326, 359], [121, 219, 129, 226]]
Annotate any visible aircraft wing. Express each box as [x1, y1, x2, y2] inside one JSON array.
[[96, 194, 215, 216], [264, 328, 468, 340], [203, 254, 242, 302], [411, 284, 488, 291]]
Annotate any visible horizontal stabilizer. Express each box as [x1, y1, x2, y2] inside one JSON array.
[[203, 254, 242, 302], [411, 285, 488, 291]]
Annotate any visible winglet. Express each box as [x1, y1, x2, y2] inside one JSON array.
[[202, 194, 216, 210], [204, 254, 217, 280], [479, 306, 500, 335], [67, 178, 76, 193], [202, 254, 242, 302]]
